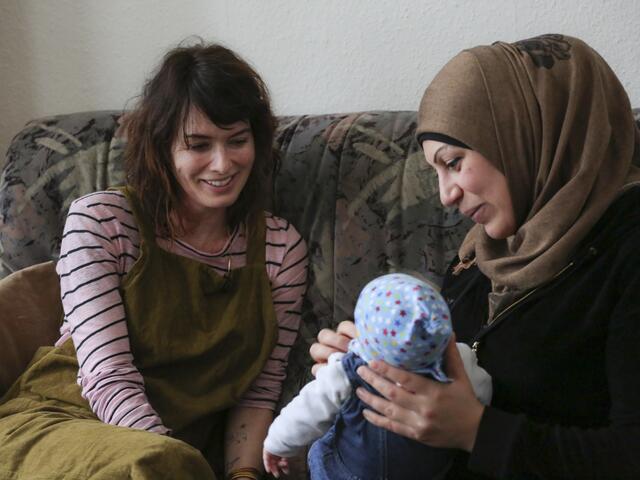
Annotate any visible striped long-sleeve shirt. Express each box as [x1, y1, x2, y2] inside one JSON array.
[[55, 190, 308, 435]]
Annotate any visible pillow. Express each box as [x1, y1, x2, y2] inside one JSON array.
[[0, 261, 63, 394]]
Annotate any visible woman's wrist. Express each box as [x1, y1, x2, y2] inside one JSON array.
[[462, 403, 486, 452], [226, 467, 262, 480]]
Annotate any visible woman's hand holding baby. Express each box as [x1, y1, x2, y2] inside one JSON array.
[[354, 335, 484, 452], [309, 320, 356, 375]]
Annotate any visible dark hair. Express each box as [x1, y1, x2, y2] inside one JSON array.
[[124, 41, 277, 237]]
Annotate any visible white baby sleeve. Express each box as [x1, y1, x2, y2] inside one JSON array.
[[263, 352, 352, 457], [456, 342, 493, 405]]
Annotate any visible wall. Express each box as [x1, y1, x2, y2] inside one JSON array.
[[1, 0, 639, 164]]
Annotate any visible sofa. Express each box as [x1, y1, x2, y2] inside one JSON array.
[[1, 108, 638, 477]]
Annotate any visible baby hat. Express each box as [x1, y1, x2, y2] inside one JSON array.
[[349, 273, 452, 382]]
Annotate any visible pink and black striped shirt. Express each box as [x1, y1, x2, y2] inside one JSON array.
[[55, 190, 308, 435]]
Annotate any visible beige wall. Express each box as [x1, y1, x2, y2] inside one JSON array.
[[1, 0, 639, 166]]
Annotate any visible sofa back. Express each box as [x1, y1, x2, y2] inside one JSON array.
[[0, 110, 472, 403]]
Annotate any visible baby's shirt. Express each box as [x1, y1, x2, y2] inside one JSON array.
[[263, 344, 492, 457]]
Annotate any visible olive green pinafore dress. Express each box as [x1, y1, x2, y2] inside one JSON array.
[[0, 187, 278, 479]]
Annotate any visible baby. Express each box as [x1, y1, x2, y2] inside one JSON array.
[[263, 273, 492, 479]]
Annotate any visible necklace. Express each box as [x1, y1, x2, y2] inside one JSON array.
[[223, 224, 233, 279]]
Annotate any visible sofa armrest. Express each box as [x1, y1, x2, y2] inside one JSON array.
[[0, 261, 62, 395]]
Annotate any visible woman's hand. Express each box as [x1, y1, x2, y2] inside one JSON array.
[[309, 320, 356, 376], [355, 335, 484, 452]]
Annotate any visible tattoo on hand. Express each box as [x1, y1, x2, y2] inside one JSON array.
[[225, 429, 248, 445], [225, 456, 240, 471]]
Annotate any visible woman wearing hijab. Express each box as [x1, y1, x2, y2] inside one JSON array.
[[310, 34, 640, 478]]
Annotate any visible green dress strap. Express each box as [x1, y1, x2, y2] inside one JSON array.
[[118, 187, 278, 437]]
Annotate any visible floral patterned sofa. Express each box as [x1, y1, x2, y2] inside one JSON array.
[[2, 108, 637, 476], [0, 109, 473, 401]]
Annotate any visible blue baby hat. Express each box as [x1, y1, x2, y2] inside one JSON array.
[[349, 273, 453, 382]]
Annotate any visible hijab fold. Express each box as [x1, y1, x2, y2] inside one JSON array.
[[417, 34, 640, 297]]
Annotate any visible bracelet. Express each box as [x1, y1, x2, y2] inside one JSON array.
[[226, 467, 261, 480]]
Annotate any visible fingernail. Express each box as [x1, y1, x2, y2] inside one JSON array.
[[369, 361, 379, 370]]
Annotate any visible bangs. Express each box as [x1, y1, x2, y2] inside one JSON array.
[[186, 76, 253, 131]]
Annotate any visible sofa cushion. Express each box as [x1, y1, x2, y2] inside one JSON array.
[[0, 111, 125, 278], [0, 261, 62, 394], [273, 112, 472, 406]]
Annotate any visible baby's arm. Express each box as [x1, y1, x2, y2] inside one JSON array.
[[263, 352, 351, 476], [456, 342, 493, 405]]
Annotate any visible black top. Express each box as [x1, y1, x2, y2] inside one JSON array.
[[443, 186, 640, 479]]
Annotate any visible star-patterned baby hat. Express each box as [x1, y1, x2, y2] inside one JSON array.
[[349, 273, 453, 382]]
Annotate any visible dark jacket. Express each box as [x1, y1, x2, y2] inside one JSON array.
[[444, 187, 640, 479]]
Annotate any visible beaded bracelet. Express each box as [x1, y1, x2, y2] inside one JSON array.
[[226, 467, 261, 480]]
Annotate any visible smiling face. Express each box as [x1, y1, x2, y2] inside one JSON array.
[[423, 140, 516, 240], [172, 107, 255, 222]]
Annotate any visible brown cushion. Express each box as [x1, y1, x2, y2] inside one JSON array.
[[0, 261, 63, 394]]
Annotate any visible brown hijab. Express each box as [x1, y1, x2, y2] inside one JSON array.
[[417, 34, 640, 297]]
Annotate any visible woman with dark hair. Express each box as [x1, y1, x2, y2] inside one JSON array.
[[311, 34, 640, 478], [0, 43, 307, 480]]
